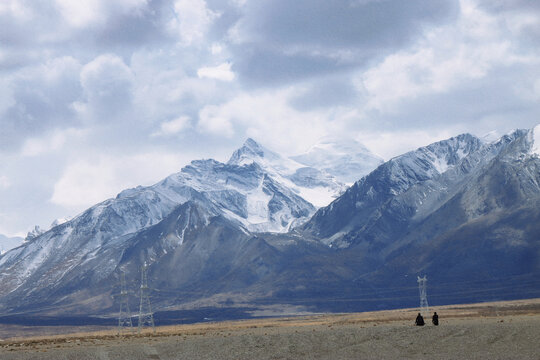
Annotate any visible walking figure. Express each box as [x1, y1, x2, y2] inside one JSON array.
[[432, 312, 439, 326], [415, 313, 425, 326]]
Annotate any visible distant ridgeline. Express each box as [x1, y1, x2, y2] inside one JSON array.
[[0, 129, 539, 324]]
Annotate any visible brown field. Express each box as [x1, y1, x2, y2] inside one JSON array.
[[1, 298, 539, 359]]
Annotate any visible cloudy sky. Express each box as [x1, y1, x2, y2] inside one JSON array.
[[1, 0, 540, 236]]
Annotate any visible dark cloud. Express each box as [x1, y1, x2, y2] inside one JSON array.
[[0, 59, 83, 151], [476, 0, 540, 46], [476, 0, 540, 12], [231, 0, 459, 86], [241, 0, 458, 48], [0, 3, 56, 47], [0, 0, 177, 70], [205, 0, 243, 41], [80, 54, 134, 119], [232, 45, 357, 86], [90, 0, 177, 52], [289, 76, 359, 111]]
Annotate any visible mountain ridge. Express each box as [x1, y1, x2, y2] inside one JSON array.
[[0, 129, 539, 319]]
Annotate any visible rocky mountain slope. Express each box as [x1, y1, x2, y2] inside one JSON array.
[[0, 138, 361, 315], [0, 129, 539, 319], [298, 127, 540, 306]]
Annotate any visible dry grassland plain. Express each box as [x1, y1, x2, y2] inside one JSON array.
[[0, 298, 539, 360]]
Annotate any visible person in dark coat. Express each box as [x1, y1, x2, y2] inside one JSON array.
[[415, 313, 425, 326], [432, 312, 439, 326]]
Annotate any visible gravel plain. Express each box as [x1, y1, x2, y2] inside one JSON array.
[[1, 299, 539, 360]]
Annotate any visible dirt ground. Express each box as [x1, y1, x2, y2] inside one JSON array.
[[1, 299, 539, 360]]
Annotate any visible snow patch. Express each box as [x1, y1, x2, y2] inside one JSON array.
[[246, 180, 271, 224], [531, 124, 540, 156], [296, 186, 338, 208], [431, 156, 450, 174], [481, 130, 500, 143]]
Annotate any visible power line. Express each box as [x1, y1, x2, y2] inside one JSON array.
[[417, 275, 429, 317], [117, 270, 133, 335], [138, 262, 155, 334]]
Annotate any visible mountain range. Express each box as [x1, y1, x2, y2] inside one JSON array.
[[0, 129, 539, 322]]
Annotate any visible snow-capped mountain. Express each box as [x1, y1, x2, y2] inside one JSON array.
[[22, 219, 72, 243], [1, 129, 539, 319], [229, 138, 347, 207], [152, 157, 315, 233], [299, 127, 540, 298], [301, 133, 489, 247], [291, 137, 384, 184], [0, 139, 319, 303], [0, 234, 23, 255], [0, 138, 361, 313], [529, 124, 540, 156], [50, 217, 71, 228], [25, 225, 45, 241]]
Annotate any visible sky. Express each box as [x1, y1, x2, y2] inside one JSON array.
[[1, 0, 540, 236]]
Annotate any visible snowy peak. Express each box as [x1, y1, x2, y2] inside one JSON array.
[[50, 217, 70, 229], [146, 153, 317, 234], [291, 137, 384, 184], [413, 133, 483, 175], [302, 130, 533, 249], [528, 124, 540, 156], [376, 133, 484, 197], [481, 130, 501, 143], [25, 225, 45, 241], [241, 138, 265, 157], [228, 138, 348, 207], [228, 138, 280, 166], [303, 136, 373, 157]]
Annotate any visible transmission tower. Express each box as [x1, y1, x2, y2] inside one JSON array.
[[417, 275, 429, 317], [117, 271, 133, 335], [138, 262, 155, 334]]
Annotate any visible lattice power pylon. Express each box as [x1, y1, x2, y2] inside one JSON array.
[[117, 271, 133, 335], [417, 275, 429, 317], [138, 262, 155, 334]]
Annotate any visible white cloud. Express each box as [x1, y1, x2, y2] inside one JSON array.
[[534, 78, 540, 100], [0, 0, 33, 20], [21, 128, 88, 157], [6, 55, 81, 105], [356, 129, 458, 160], [198, 107, 235, 137], [230, 0, 248, 7], [55, 0, 103, 28], [168, 0, 219, 45], [130, 48, 230, 125], [55, 0, 148, 28], [79, 54, 134, 118], [197, 62, 235, 82], [357, 0, 534, 114], [50, 152, 189, 209], [152, 116, 192, 137], [0, 78, 15, 116], [197, 90, 338, 154], [0, 176, 10, 189], [210, 43, 223, 55], [80, 54, 133, 93], [39, 56, 82, 82]]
